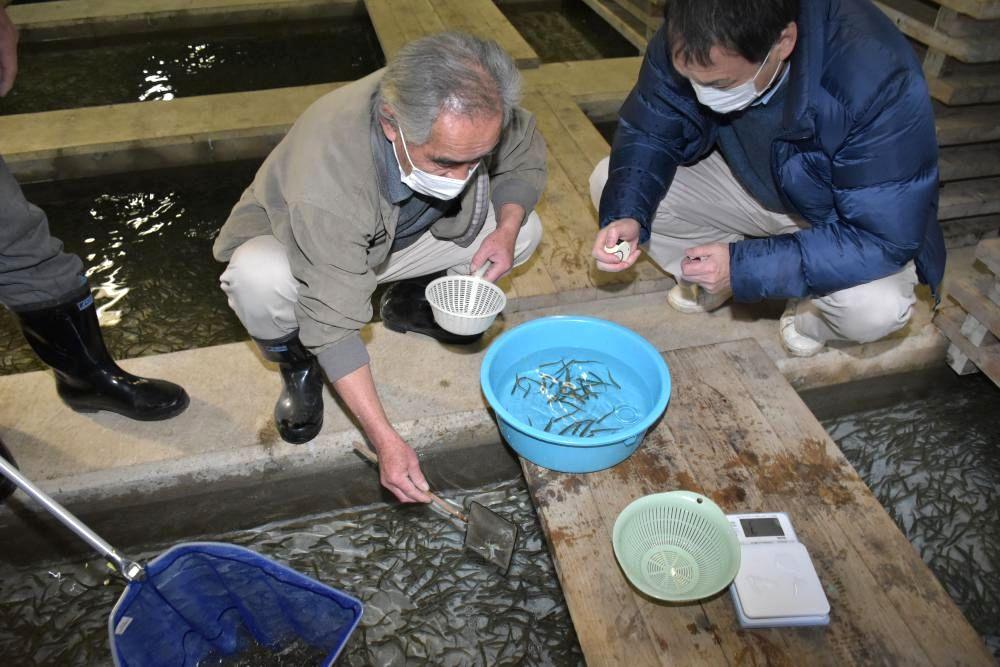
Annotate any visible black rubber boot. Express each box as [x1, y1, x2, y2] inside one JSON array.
[[255, 332, 324, 445], [0, 438, 16, 502], [14, 284, 189, 421], [379, 273, 483, 345]]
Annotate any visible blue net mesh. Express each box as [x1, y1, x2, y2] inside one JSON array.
[[107, 542, 363, 666]]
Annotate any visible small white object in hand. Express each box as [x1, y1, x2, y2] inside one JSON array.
[[603, 240, 631, 263]]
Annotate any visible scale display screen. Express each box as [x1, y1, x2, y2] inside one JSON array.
[[740, 517, 784, 538]]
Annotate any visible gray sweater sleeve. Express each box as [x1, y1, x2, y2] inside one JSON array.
[[489, 107, 548, 217], [279, 199, 376, 382]]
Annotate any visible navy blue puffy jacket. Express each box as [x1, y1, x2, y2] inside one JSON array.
[[599, 0, 945, 302]]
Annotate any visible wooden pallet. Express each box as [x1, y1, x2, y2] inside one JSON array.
[[936, 238, 1000, 386]]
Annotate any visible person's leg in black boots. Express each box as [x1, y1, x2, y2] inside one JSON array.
[[0, 155, 189, 421], [254, 332, 324, 444], [15, 283, 189, 420]]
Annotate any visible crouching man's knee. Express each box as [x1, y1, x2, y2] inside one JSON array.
[[589, 157, 611, 212], [219, 235, 299, 338], [831, 290, 917, 344]]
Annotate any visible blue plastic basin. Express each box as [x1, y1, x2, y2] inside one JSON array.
[[480, 316, 671, 473]]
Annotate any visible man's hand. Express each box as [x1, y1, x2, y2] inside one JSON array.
[[592, 218, 642, 272], [373, 433, 431, 504], [680, 243, 731, 293], [471, 203, 523, 282], [0, 8, 18, 97], [333, 364, 430, 504]]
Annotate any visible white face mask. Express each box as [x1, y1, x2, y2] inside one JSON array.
[[393, 127, 478, 201], [690, 47, 781, 114]]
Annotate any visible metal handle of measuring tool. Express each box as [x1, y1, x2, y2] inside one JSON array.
[[0, 456, 145, 581]]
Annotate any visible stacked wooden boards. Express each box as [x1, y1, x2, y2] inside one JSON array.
[[875, 0, 1000, 247], [936, 237, 1000, 385]]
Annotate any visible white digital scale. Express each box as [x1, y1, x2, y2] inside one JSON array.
[[726, 512, 830, 628]]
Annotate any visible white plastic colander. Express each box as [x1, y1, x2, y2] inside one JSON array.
[[425, 263, 506, 336]]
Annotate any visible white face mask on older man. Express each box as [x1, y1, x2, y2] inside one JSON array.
[[690, 47, 782, 114], [393, 126, 478, 200]]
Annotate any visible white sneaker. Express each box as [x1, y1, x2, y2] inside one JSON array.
[[780, 300, 825, 357], [667, 282, 733, 314]]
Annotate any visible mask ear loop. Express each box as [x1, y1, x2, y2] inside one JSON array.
[[753, 45, 783, 95]]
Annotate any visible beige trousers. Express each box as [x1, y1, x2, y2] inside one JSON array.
[[589, 153, 918, 344], [220, 206, 543, 340]]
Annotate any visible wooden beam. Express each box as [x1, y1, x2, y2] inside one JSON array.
[[8, 0, 363, 41]]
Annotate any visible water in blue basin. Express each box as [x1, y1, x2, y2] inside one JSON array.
[[498, 347, 653, 441]]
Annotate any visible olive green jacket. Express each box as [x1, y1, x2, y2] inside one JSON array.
[[213, 69, 547, 381]]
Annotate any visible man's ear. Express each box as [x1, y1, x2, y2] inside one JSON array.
[[777, 21, 798, 60], [378, 109, 398, 142]]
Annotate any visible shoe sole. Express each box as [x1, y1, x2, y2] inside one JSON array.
[[65, 392, 191, 422], [667, 294, 732, 315]]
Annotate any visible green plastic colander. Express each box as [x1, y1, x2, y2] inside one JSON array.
[[612, 491, 741, 602]]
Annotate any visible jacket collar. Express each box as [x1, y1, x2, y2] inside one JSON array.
[[780, 0, 828, 139]]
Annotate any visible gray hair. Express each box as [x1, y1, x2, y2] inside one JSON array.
[[375, 31, 521, 144]]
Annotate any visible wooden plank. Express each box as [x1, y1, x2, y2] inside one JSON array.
[[397, 0, 446, 38], [928, 64, 1000, 105], [521, 339, 993, 665], [524, 58, 642, 99], [949, 277, 1000, 335], [462, 0, 540, 69], [524, 92, 649, 293], [940, 213, 1000, 249], [363, 0, 410, 61], [431, 0, 540, 69], [935, 103, 1000, 146], [976, 236, 1000, 274], [717, 340, 996, 665], [935, 6, 1000, 37], [521, 94, 602, 294], [580, 0, 649, 52], [935, 0, 1000, 20], [540, 90, 667, 285], [939, 142, 1000, 181], [939, 176, 1000, 220], [936, 305, 1000, 384], [659, 348, 928, 664], [7, 0, 362, 41], [876, 0, 1000, 62]]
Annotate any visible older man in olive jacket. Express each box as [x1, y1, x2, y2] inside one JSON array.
[[214, 32, 546, 503]]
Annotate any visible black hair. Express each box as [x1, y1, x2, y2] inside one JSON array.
[[666, 0, 799, 67]]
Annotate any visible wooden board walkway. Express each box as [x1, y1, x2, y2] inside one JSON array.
[[363, 0, 539, 68], [522, 338, 994, 666]]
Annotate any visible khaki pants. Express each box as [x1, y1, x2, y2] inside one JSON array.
[[590, 153, 918, 344], [220, 206, 542, 340]]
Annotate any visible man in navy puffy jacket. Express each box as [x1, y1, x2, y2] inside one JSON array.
[[590, 0, 944, 357]]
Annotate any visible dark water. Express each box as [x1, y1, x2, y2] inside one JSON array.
[[0, 19, 384, 115], [0, 478, 583, 666], [499, 0, 639, 63], [0, 160, 260, 375], [804, 368, 1000, 658]]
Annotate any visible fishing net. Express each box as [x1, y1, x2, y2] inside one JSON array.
[[108, 542, 362, 666]]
